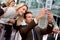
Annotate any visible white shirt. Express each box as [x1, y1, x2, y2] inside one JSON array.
[[15, 31, 22, 40], [54, 33, 58, 40], [20, 20, 27, 25], [43, 34, 48, 40]]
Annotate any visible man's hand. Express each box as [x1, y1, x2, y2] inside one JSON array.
[[36, 8, 47, 21]]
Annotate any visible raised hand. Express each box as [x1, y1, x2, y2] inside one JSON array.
[[36, 8, 47, 21]]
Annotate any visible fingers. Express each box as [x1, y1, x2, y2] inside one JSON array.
[[39, 8, 47, 14], [38, 8, 47, 18], [36, 8, 53, 22], [36, 8, 47, 21]]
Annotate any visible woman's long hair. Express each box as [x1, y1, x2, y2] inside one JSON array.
[[14, 3, 28, 26]]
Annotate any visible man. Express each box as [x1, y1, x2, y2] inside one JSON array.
[[53, 26, 60, 40], [20, 11, 54, 40], [47, 26, 60, 40]]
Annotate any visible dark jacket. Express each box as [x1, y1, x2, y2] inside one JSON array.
[[53, 15, 60, 27], [0, 8, 4, 16], [13, 20, 54, 40], [13, 20, 37, 40], [47, 34, 55, 40], [34, 23, 54, 40], [47, 33, 60, 40]]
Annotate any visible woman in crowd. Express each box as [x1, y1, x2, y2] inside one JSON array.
[[0, 3, 28, 40], [1, 0, 15, 7]]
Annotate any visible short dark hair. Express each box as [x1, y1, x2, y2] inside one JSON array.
[[24, 11, 32, 19], [0, 8, 4, 16]]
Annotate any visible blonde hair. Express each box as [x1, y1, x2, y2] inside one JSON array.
[[14, 3, 28, 26], [14, 3, 28, 11], [4, 0, 15, 6]]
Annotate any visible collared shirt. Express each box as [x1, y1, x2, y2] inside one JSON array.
[[43, 34, 48, 40], [15, 31, 22, 40], [54, 33, 58, 40]]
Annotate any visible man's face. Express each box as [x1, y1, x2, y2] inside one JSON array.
[[25, 13, 33, 23], [53, 28, 59, 34]]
